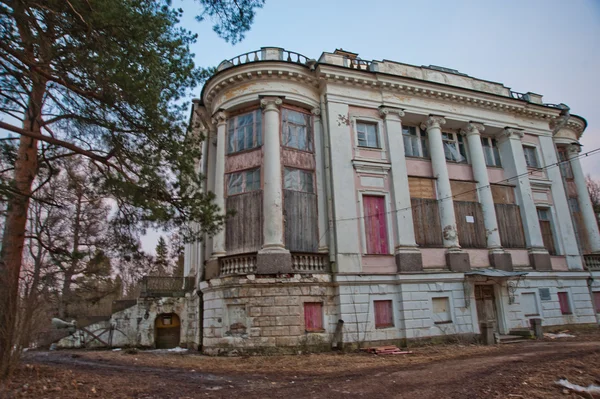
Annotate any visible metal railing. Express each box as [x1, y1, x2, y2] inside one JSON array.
[[348, 58, 372, 71], [584, 254, 600, 271], [509, 91, 527, 101], [139, 276, 195, 297], [217, 47, 310, 71]]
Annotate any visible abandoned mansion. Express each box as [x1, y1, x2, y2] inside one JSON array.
[[60, 47, 600, 352]]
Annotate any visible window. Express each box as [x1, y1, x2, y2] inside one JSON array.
[[374, 300, 394, 328], [521, 293, 539, 316], [283, 168, 314, 193], [227, 110, 262, 153], [557, 292, 571, 315], [363, 195, 389, 254], [432, 297, 452, 324], [481, 137, 501, 167], [282, 108, 312, 151], [356, 121, 379, 148], [523, 146, 540, 168], [557, 148, 573, 179], [594, 292, 600, 313], [226, 168, 260, 195], [304, 302, 323, 331], [403, 126, 429, 158], [442, 132, 467, 163]]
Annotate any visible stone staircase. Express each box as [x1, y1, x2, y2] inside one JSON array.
[[497, 328, 534, 344]]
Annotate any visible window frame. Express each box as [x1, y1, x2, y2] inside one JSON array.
[[359, 192, 393, 255], [226, 168, 261, 196], [356, 121, 380, 149], [403, 125, 429, 158], [374, 300, 394, 329], [442, 131, 468, 163], [227, 109, 263, 154], [303, 302, 324, 332], [431, 296, 453, 325], [557, 291, 572, 315], [481, 136, 502, 167], [283, 167, 315, 193], [557, 147, 574, 180], [523, 145, 540, 169], [281, 107, 313, 152], [521, 292, 540, 317]]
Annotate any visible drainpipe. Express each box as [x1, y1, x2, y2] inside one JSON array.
[[320, 93, 336, 265]]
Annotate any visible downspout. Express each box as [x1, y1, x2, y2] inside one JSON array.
[[320, 93, 337, 265]]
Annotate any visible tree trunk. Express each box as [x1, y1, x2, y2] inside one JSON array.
[[0, 78, 46, 378]]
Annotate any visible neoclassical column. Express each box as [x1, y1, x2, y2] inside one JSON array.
[[421, 116, 470, 271], [462, 123, 512, 270], [211, 111, 227, 258], [312, 107, 329, 253], [380, 107, 422, 272], [257, 97, 292, 273], [567, 144, 600, 253], [497, 128, 550, 270]]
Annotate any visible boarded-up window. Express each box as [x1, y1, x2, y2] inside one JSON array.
[[594, 292, 600, 313], [226, 191, 263, 254], [363, 196, 389, 254], [569, 198, 589, 254], [450, 180, 478, 202], [494, 203, 526, 248], [454, 201, 487, 248], [432, 297, 452, 324], [304, 302, 323, 331], [412, 198, 443, 247], [284, 190, 318, 252], [282, 108, 312, 152], [374, 300, 394, 328], [537, 208, 557, 255], [558, 147, 574, 180], [408, 177, 436, 199], [557, 292, 571, 315], [521, 293, 539, 316], [491, 184, 516, 205]]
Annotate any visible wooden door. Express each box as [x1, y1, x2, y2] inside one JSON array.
[[155, 313, 181, 349], [475, 285, 498, 333], [363, 195, 389, 254]]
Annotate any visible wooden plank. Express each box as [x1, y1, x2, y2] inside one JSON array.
[[539, 220, 557, 255], [411, 198, 443, 247], [495, 203, 526, 248], [450, 180, 477, 202], [225, 191, 263, 254], [491, 184, 515, 204], [408, 177, 436, 199], [454, 201, 487, 248], [284, 190, 318, 252]]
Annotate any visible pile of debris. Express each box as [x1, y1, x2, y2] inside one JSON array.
[[361, 345, 413, 355]]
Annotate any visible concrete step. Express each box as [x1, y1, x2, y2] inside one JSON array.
[[498, 334, 529, 344], [509, 328, 534, 338]]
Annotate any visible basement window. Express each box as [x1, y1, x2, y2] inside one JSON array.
[[432, 297, 452, 324], [304, 302, 324, 332], [374, 300, 394, 328], [557, 292, 572, 315]]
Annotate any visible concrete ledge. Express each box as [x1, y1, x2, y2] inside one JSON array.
[[205, 259, 220, 280], [446, 252, 471, 272], [529, 252, 552, 271], [489, 252, 513, 271], [395, 252, 423, 272], [257, 251, 292, 274]]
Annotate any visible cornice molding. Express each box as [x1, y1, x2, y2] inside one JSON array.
[[352, 160, 392, 175]]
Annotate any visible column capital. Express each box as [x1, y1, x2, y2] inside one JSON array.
[[461, 122, 485, 137], [311, 107, 321, 117], [260, 97, 283, 112], [567, 143, 582, 155], [500, 127, 524, 141], [211, 111, 227, 127], [420, 115, 446, 131], [379, 107, 405, 120]]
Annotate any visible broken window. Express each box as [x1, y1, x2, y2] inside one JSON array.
[[304, 302, 323, 331], [357, 121, 379, 148], [432, 297, 452, 324], [403, 126, 429, 158], [282, 108, 312, 151], [523, 145, 540, 168], [442, 132, 467, 163], [227, 168, 261, 195], [283, 167, 314, 193], [481, 137, 501, 167], [227, 110, 262, 154], [374, 300, 394, 328]]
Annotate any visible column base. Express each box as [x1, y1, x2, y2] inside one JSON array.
[[257, 248, 292, 274], [205, 258, 221, 280], [395, 248, 423, 272], [529, 249, 552, 271], [446, 249, 471, 272], [489, 250, 513, 271]]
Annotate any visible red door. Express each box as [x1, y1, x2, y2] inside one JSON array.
[[363, 196, 389, 254]]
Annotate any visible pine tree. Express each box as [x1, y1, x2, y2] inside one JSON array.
[[154, 236, 170, 276]]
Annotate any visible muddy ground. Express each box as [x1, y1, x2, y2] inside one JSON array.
[[2, 332, 600, 398]]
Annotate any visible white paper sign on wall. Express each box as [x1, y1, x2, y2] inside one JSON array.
[[465, 215, 475, 223]]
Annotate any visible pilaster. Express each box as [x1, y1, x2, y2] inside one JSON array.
[[211, 111, 227, 258], [312, 107, 329, 254]]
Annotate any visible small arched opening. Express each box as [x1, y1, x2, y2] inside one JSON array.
[[155, 313, 181, 349]]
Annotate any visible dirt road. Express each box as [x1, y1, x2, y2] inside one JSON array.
[[4, 339, 600, 398]]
